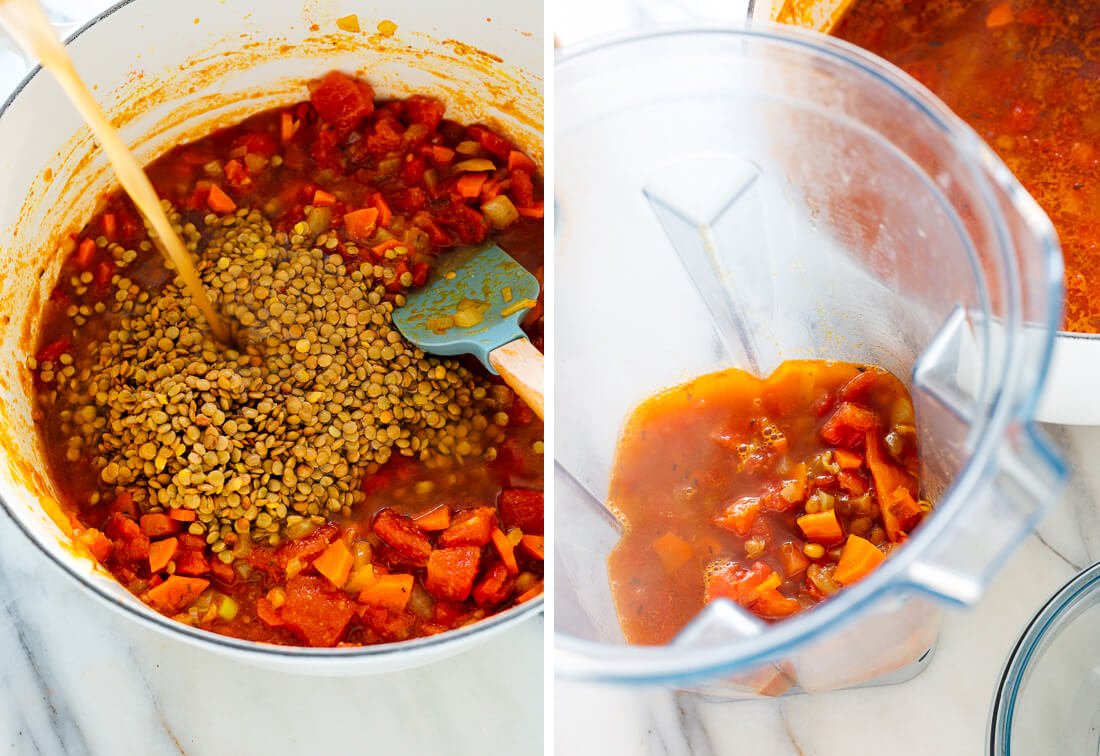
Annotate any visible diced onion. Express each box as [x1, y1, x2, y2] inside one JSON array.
[[481, 195, 519, 229], [453, 158, 497, 173], [306, 206, 332, 236]]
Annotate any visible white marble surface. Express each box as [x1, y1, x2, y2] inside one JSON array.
[[556, 424, 1098, 755], [0, 504, 544, 755]]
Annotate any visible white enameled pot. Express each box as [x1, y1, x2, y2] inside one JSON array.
[[0, 0, 542, 674]]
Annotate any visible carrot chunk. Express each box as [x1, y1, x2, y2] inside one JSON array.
[[516, 581, 544, 603], [507, 150, 537, 173], [796, 510, 845, 545], [865, 430, 918, 542], [76, 238, 97, 268], [312, 189, 336, 207], [413, 505, 452, 531], [491, 527, 519, 574], [833, 449, 863, 469], [833, 535, 886, 585], [519, 534, 544, 560], [653, 531, 693, 573], [431, 145, 455, 165], [343, 207, 380, 243], [167, 508, 197, 522], [146, 575, 209, 613], [456, 173, 488, 199], [751, 589, 802, 619], [986, 2, 1014, 27], [368, 192, 392, 226], [280, 110, 298, 143], [358, 574, 415, 612], [148, 537, 179, 573], [312, 538, 354, 588], [206, 184, 237, 214], [139, 513, 180, 538]]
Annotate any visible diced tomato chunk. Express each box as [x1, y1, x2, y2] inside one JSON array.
[[310, 72, 375, 136], [510, 169, 535, 208], [472, 562, 515, 608], [467, 124, 512, 159], [704, 560, 774, 606], [711, 496, 762, 537], [280, 575, 356, 646], [371, 509, 431, 566], [173, 548, 210, 576], [274, 522, 340, 569], [403, 95, 445, 130], [498, 489, 543, 534], [424, 546, 481, 602], [231, 131, 278, 157], [438, 506, 496, 547], [820, 402, 877, 448]]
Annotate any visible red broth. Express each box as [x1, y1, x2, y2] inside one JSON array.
[[835, 0, 1100, 332], [607, 362, 924, 645]]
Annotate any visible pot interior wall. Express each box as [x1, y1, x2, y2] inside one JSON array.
[[0, 0, 541, 626]]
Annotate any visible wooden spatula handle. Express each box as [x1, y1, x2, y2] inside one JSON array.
[[488, 338, 544, 421]]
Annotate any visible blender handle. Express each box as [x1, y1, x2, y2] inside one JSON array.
[[905, 422, 1067, 606]]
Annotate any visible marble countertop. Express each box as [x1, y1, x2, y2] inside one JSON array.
[[556, 423, 1098, 755]]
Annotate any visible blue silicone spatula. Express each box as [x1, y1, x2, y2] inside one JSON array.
[[392, 243, 543, 420]]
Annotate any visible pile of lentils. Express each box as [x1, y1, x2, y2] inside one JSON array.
[[38, 202, 511, 557]]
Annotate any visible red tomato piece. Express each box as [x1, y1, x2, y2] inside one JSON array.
[[279, 575, 356, 647], [472, 563, 516, 608], [230, 131, 278, 158], [498, 489, 543, 535], [437, 506, 497, 548], [711, 496, 763, 537], [274, 522, 340, 569], [309, 71, 375, 136], [424, 546, 481, 602], [173, 549, 210, 576], [820, 402, 877, 448], [403, 95, 445, 130], [466, 124, 512, 159], [510, 169, 535, 208], [703, 560, 773, 606], [372, 509, 431, 566]]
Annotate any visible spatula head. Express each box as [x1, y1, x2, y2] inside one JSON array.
[[392, 243, 540, 374]]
